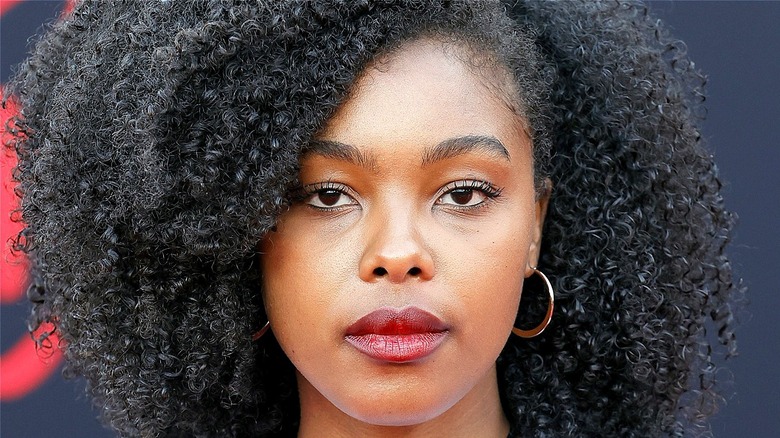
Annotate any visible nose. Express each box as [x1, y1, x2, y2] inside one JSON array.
[[358, 212, 435, 283]]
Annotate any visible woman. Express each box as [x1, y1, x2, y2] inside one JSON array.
[[6, 1, 737, 436]]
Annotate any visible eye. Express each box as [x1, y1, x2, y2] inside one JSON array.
[[438, 188, 485, 207], [435, 180, 502, 208], [296, 181, 359, 210], [308, 188, 355, 208]]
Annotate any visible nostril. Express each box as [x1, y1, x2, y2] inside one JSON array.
[[373, 267, 388, 276], [408, 267, 421, 276]]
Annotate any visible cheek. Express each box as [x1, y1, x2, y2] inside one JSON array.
[[436, 213, 533, 351], [260, 224, 315, 349], [259, 218, 355, 359], [438, 204, 532, 285]]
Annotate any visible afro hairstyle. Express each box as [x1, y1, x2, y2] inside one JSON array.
[[5, 1, 738, 436]]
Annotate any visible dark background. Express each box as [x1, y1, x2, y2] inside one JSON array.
[[1, 1, 778, 436]]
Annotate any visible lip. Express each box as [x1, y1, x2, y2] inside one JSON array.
[[345, 307, 449, 363]]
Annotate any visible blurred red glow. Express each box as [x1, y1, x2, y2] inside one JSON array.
[[0, 85, 64, 401]]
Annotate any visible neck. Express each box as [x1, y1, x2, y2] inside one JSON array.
[[296, 365, 510, 438]]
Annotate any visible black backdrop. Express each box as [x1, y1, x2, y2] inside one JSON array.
[[1, 1, 778, 436]]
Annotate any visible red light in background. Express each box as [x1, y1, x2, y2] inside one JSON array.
[[0, 86, 64, 401], [1, 89, 27, 304]]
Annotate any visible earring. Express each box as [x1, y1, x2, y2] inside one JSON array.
[[512, 267, 554, 338], [251, 321, 271, 341]]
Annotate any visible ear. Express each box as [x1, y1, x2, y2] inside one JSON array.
[[525, 178, 551, 277]]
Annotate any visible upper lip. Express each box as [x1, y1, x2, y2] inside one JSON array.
[[345, 306, 448, 336]]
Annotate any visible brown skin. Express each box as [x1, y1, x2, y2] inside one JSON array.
[[261, 39, 549, 438]]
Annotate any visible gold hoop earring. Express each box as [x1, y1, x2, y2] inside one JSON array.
[[252, 321, 271, 341], [512, 267, 554, 338]]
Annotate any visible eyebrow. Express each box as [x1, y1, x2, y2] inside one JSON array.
[[302, 140, 378, 171], [420, 135, 510, 166], [303, 134, 509, 170]]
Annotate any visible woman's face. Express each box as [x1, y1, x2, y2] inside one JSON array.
[[261, 40, 548, 428]]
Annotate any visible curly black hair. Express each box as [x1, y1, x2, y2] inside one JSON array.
[[5, 1, 738, 436]]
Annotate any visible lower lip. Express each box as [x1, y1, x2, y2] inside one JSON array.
[[345, 332, 448, 363]]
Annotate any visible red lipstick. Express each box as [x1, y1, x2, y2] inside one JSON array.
[[345, 307, 449, 363]]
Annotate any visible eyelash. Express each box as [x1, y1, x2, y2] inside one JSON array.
[[293, 181, 358, 211], [292, 179, 503, 211], [435, 179, 503, 209]]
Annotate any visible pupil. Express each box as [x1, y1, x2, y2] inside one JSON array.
[[450, 189, 473, 205], [318, 190, 341, 206]]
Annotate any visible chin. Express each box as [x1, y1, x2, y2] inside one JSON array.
[[334, 390, 459, 427]]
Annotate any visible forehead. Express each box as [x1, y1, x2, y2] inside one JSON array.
[[316, 39, 529, 156]]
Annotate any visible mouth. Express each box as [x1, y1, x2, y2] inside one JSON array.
[[344, 307, 449, 363]]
